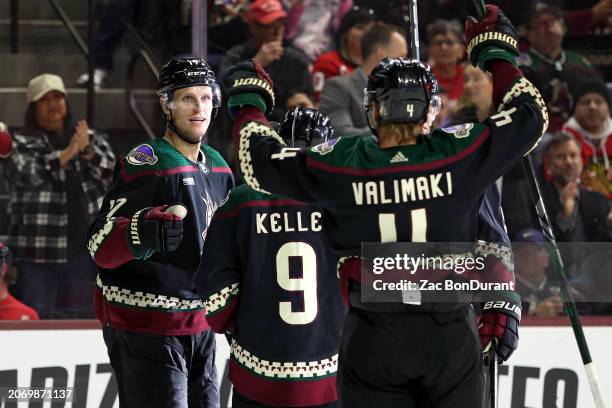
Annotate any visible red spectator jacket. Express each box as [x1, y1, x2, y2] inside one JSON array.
[[0, 293, 39, 320]]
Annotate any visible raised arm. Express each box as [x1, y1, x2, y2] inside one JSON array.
[[222, 60, 337, 204]]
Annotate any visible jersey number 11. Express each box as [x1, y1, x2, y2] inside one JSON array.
[[379, 208, 428, 242]]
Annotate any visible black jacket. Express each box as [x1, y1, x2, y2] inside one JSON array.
[[540, 182, 611, 242]]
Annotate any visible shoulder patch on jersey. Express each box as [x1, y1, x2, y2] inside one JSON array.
[[311, 137, 341, 155], [441, 123, 474, 139], [126, 144, 158, 166], [517, 53, 532, 67]]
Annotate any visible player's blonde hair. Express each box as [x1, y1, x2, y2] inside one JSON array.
[[378, 122, 423, 146]]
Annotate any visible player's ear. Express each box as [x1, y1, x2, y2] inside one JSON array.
[[160, 96, 169, 115]]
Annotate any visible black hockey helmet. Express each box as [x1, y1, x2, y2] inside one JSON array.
[[364, 57, 441, 134], [278, 107, 334, 147], [156, 56, 221, 108]]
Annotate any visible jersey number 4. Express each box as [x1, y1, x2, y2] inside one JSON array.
[[276, 242, 318, 325]]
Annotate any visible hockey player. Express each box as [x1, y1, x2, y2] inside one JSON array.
[[221, 5, 548, 406], [197, 107, 347, 408], [87, 57, 234, 407]]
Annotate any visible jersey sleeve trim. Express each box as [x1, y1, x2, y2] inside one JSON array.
[[204, 283, 239, 316], [496, 76, 549, 146], [235, 107, 286, 193], [305, 128, 491, 176], [88, 217, 136, 269]]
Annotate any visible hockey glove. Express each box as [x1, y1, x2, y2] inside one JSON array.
[[127, 204, 187, 258], [223, 60, 275, 117], [279, 107, 334, 147], [478, 300, 520, 362], [465, 5, 519, 71]]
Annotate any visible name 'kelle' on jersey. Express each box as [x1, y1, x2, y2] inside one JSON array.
[[255, 211, 323, 234]]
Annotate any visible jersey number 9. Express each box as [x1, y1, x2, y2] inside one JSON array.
[[276, 241, 318, 325]]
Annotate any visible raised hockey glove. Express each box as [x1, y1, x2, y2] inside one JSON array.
[[465, 5, 519, 71], [223, 60, 275, 117], [128, 204, 187, 258], [478, 300, 521, 362]]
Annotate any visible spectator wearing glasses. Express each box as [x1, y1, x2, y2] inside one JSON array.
[[519, 3, 599, 132], [426, 19, 466, 106]]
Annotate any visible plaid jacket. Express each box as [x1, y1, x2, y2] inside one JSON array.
[[5, 130, 115, 263]]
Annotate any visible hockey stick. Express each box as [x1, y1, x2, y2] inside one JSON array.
[[521, 157, 607, 408], [489, 346, 498, 408], [407, 0, 420, 60], [471, 1, 606, 406]]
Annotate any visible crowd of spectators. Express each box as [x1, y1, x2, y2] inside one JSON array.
[[1, 0, 611, 320]]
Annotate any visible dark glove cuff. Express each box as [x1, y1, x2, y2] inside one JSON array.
[[476, 47, 518, 71], [126, 208, 154, 259], [227, 94, 268, 119]]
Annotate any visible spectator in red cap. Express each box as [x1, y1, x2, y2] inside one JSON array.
[[0, 242, 39, 320], [217, 0, 313, 121]]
